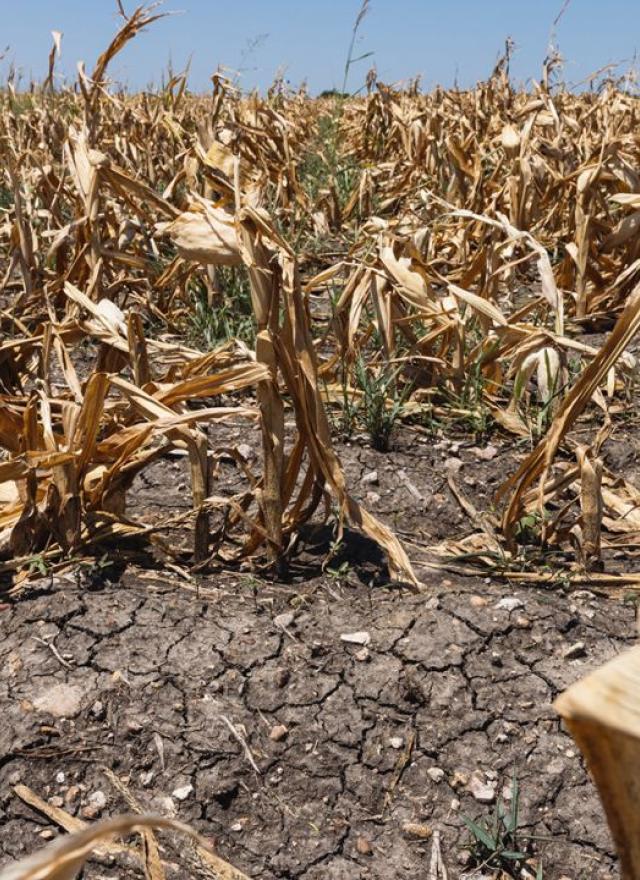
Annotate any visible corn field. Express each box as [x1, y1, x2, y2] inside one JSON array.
[[2, 5, 640, 593]]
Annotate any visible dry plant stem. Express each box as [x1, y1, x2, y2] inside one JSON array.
[[238, 213, 285, 566], [218, 714, 262, 774], [497, 282, 640, 546], [2, 784, 249, 880], [4, 5, 640, 584]]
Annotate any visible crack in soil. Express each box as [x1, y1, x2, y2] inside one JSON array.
[[0, 566, 631, 879]]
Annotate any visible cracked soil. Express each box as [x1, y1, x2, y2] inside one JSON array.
[[1, 428, 637, 879]]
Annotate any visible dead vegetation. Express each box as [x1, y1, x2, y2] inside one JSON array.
[[2, 5, 640, 596]]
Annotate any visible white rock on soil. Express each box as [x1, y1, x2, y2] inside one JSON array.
[[467, 771, 496, 803], [88, 790, 107, 810], [427, 767, 445, 783], [563, 641, 586, 660], [91, 700, 105, 719], [469, 444, 498, 461], [340, 631, 371, 646], [495, 596, 524, 612], [172, 784, 194, 801]]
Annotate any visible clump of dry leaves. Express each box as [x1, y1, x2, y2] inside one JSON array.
[[2, 4, 640, 589]]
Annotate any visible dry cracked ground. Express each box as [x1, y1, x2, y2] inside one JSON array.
[[1, 562, 635, 880], [3, 427, 640, 879]]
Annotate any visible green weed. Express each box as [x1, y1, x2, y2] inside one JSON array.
[[462, 774, 543, 878], [189, 267, 255, 348], [354, 357, 411, 451]]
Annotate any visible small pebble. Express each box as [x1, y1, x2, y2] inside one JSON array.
[[389, 736, 404, 750], [468, 771, 496, 803], [361, 470, 379, 485], [563, 641, 586, 660], [80, 805, 99, 820], [172, 784, 194, 801], [64, 786, 80, 805], [401, 822, 432, 840], [237, 443, 253, 460], [269, 724, 289, 742], [341, 631, 371, 646], [427, 767, 445, 783], [86, 788, 106, 813], [450, 771, 468, 789], [495, 596, 524, 612], [470, 444, 498, 461], [355, 835, 373, 855], [55, 771, 65, 784], [126, 719, 143, 734], [39, 829, 55, 840]]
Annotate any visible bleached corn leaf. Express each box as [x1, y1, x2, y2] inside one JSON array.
[[499, 282, 640, 544], [155, 202, 241, 266], [610, 192, 640, 207], [447, 283, 508, 326], [501, 123, 520, 154], [555, 647, 640, 880], [96, 299, 127, 334]]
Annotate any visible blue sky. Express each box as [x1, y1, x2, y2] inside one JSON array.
[[2, 1, 638, 94]]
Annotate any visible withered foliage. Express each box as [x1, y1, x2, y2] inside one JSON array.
[[2, 7, 640, 588]]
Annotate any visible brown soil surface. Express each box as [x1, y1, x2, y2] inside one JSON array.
[[2, 426, 638, 880]]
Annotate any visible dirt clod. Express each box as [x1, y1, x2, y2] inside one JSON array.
[[355, 836, 373, 855], [269, 724, 288, 742]]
